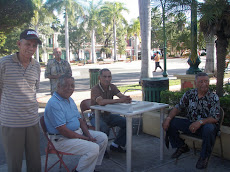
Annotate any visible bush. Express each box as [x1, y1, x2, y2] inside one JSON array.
[[160, 86, 230, 127], [160, 88, 191, 107], [219, 95, 230, 126]]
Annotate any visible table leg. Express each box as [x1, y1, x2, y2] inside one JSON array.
[[95, 110, 100, 131], [126, 116, 132, 172], [160, 108, 165, 160]]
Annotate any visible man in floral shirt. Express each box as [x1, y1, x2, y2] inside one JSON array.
[[163, 72, 220, 169], [45, 47, 72, 95]]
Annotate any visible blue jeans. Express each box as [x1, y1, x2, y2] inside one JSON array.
[[90, 113, 126, 147], [168, 118, 217, 159]]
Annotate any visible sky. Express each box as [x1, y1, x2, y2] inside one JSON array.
[[104, 0, 139, 24], [105, 0, 204, 24], [55, 0, 206, 24]]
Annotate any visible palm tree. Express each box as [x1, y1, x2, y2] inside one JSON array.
[[151, 7, 163, 50], [100, 2, 128, 61], [31, 0, 53, 62], [85, 0, 103, 63], [167, 12, 187, 56], [45, 0, 83, 62], [127, 18, 140, 61], [204, 32, 216, 74], [139, 0, 152, 79], [199, 0, 230, 97], [117, 24, 127, 59]]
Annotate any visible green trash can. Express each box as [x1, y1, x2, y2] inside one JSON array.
[[141, 77, 169, 103], [89, 69, 100, 88]]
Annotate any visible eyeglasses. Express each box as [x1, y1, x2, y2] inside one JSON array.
[[198, 80, 209, 84]]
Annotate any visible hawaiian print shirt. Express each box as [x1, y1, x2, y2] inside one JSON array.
[[45, 59, 72, 94], [175, 88, 220, 122]]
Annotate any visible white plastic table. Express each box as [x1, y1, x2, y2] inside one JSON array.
[[90, 100, 169, 172]]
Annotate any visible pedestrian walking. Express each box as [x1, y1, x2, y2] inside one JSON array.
[[153, 52, 163, 72]]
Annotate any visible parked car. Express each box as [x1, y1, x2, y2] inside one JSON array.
[[138, 52, 141, 60], [199, 49, 206, 56]]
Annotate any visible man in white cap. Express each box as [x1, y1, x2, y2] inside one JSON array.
[[0, 29, 42, 172]]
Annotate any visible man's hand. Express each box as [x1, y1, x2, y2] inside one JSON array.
[[162, 117, 171, 131], [189, 121, 201, 133], [87, 136, 97, 142], [119, 95, 132, 103]]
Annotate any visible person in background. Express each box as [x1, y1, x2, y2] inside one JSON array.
[[162, 72, 220, 169], [45, 47, 72, 95], [153, 51, 163, 72], [90, 68, 132, 154], [0, 29, 42, 172]]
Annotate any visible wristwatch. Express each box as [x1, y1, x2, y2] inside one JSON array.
[[199, 120, 203, 124]]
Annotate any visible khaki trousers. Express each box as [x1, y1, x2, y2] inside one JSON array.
[[50, 129, 108, 172], [1, 123, 41, 172]]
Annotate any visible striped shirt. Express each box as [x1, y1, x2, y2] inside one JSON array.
[[0, 53, 41, 127]]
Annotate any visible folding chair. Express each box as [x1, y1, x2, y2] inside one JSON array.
[[180, 107, 225, 159], [40, 116, 77, 172], [80, 99, 117, 137]]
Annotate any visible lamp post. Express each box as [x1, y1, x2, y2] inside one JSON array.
[[161, 0, 168, 77], [186, 0, 202, 74], [83, 37, 86, 65], [131, 37, 135, 62]]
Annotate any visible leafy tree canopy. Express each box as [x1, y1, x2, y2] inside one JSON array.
[[0, 0, 34, 33]]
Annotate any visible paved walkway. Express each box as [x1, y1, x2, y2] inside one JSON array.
[[0, 133, 229, 172]]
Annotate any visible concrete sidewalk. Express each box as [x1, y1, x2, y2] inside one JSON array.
[[2, 76, 229, 171], [0, 133, 229, 172]]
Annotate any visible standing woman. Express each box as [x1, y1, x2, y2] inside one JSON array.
[[153, 51, 163, 72]]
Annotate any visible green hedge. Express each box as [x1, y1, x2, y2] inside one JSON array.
[[160, 85, 230, 127]]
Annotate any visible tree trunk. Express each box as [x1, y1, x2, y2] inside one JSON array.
[[113, 19, 117, 61], [91, 29, 96, 63], [65, 10, 70, 62], [205, 32, 216, 74], [216, 36, 228, 97], [139, 0, 151, 79]]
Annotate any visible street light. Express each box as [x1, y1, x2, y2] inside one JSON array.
[[82, 37, 86, 65], [131, 37, 135, 62], [160, 0, 168, 77]]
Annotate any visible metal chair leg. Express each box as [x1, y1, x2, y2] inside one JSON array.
[[219, 136, 224, 159], [136, 114, 142, 135], [193, 141, 196, 155]]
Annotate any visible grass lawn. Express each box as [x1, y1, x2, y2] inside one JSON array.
[[117, 79, 181, 93], [117, 73, 230, 93]]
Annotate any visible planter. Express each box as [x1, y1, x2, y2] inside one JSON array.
[[142, 110, 230, 160]]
